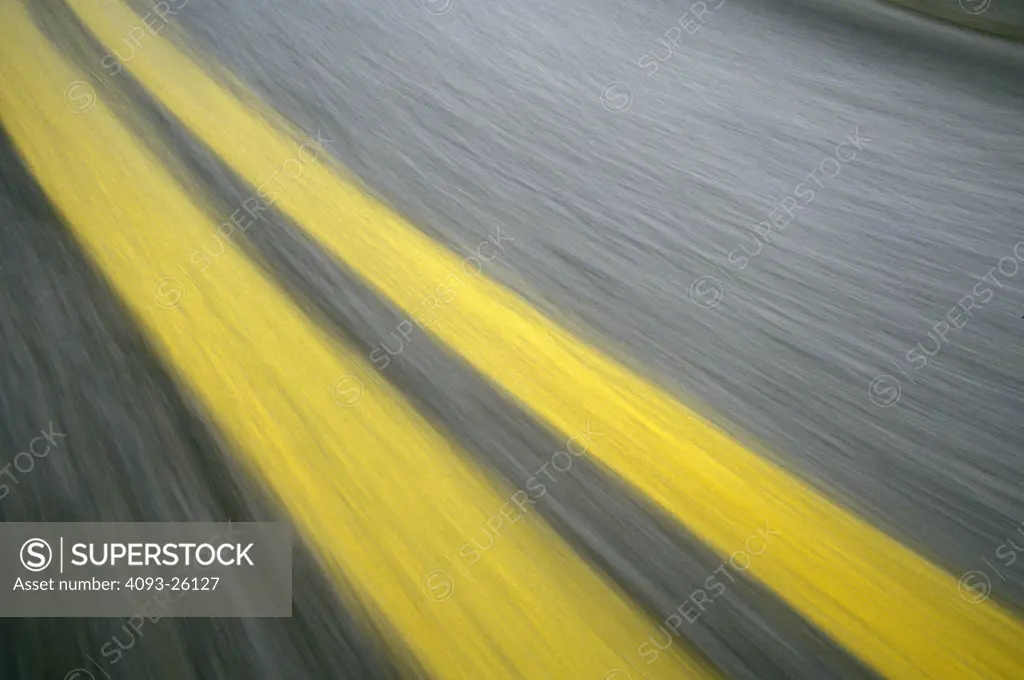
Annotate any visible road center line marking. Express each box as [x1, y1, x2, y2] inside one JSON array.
[[70, 0, 1024, 677], [0, 3, 719, 678]]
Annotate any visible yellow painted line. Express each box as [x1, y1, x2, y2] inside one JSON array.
[[0, 4, 721, 679], [70, 2, 1024, 678]]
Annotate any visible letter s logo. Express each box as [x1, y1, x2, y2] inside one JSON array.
[[21, 538, 52, 572]]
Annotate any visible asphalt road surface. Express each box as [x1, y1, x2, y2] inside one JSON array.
[[1, 0, 1023, 678]]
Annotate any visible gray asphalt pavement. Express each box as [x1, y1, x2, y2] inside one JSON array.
[[172, 0, 1024, 601], [3, 0, 1024, 677]]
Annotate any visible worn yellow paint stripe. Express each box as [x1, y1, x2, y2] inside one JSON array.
[[71, 1, 1024, 678], [0, 4, 720, 679]]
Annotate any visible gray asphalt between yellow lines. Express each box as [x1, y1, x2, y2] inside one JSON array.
[[2, 0, 1024, 677]]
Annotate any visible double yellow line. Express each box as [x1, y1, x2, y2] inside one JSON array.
[[3, 0, 1023, 676], [0, 1, 716, 679]]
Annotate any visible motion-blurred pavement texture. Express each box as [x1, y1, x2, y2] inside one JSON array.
[[1, 0, 1023, 677]]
